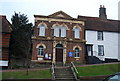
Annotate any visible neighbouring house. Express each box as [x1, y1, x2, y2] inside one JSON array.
[[32, 11, 86, 65], [78, 5, 120, 64], [0, 15, 11, 68]]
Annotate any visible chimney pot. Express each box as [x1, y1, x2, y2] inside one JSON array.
[[99, 5, 107, 19], [103, 5, 105, 8]]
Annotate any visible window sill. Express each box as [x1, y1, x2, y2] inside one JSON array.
[[38, 36, 46, 37], [74, 38, 80, 39], [37, 55, 44, 58], [97, 39, 104, 41], [98, 55, 104, 56], [53, 36, 66, 38], [74, 57, 80, 58]]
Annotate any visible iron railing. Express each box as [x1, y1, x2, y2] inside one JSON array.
[[71, 62, 79, 80], [51, 63, 55, 80]]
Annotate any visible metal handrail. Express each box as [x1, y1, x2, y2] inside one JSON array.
[[71, 62, 79, 80], [51, 63, 55, 80]]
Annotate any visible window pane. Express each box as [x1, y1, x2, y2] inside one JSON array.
[[97, 31, 103, 40], [74, 27, 80, 38], [39, 25, 45, 36], [98, 45, 104, 56], [61, 26, 66, 37], [75, 48, 80, 57], [38, 46, 44, 56], [54, 26, 59, 37]]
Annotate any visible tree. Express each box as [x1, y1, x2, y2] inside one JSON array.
[[9, 12, 33, 68]]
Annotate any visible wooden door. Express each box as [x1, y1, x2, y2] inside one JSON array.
[[56, 48, 63, 62]]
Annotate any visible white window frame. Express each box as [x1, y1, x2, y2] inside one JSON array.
[[38, 46, 44, 56], [39, 24, 45, 36], [98, 45, 104, 56], [61, 26, 66, 37], [74, 27, 80, 38], [97, 31, 103, 40], [74, 48, 80, 57], [54, 26, 60, 37]]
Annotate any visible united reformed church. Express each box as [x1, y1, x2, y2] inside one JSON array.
[[32, 11, 86, 64], [31, 5, 120, 65]]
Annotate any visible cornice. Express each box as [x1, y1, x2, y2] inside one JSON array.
[[32, 36, 86, 43], [35, 17, 85, 26]]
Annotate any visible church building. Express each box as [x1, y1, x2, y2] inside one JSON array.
[[32, 11, 86, 64]]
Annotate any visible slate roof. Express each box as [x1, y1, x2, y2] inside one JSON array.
[[78, 15, 120, 32], [0, 15, 11, 33]]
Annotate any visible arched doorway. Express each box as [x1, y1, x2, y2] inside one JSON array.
[[56, 44, 63, 62]]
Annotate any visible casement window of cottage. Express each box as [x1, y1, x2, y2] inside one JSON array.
[[97, 31, 103, 40], [98, 45, 104, 56]]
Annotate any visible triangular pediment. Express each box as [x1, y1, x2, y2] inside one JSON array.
[[48, 11, 72, 19]]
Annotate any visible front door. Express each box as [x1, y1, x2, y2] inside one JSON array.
[[56, 44, 63, 62], [86, 44, 93, 56]]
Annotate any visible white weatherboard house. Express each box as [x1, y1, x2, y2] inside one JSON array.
[[78, 5, 120, 63]]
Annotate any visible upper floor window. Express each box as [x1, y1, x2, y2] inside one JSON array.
[[74, 27, 80, 38], [38, 46, 44, 56], [74, 48, 80, 57], [61, 26, 66, 37], [54, 26, 60, 37], [98, 45, 104, 56], [39, 24, 45, 36], [97, 31, 103, 40]]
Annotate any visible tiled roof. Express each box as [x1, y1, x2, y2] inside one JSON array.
[[0, 15, 11, 33], [78, 15, 120, 32]]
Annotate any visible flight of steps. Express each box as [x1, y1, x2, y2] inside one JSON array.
[[54, 62, 76, 81]]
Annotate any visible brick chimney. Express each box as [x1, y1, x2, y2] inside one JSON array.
[[99, 5, 107, 19]]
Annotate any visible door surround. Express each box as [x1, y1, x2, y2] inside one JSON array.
[[52, 41, 67, 64], [56, 44, 63, 62]]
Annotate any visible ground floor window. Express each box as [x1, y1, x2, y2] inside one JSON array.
[[38, 46, 44, 56], [74, 48, 80, 57], [98, 45, 104, 56]]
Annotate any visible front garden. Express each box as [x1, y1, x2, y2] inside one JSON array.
[[2, 63, 120, 79], [2, 69, 51, 79], [77, 63, 120, 76]]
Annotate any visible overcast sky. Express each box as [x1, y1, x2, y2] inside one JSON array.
[[0, 0, 120, 24]]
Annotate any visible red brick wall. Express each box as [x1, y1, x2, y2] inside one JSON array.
[[32, 19, 85, 62], [1, 33, 11, 60]]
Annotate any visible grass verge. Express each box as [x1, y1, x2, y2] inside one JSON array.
[[2, 69, 52, 79], [77, 63, 120, 76]]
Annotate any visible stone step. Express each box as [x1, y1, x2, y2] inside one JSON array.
[[55, 78, 75, 80], [55, 74, 74, 76], [55, 62, 64, 66], [56, 76, 75, 79], [55, 79, 76, 81], [55, 71, 72, 74], [54, 66, 76, 81]]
